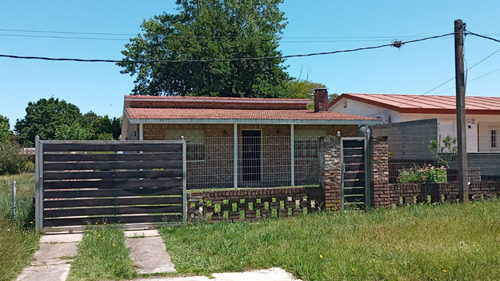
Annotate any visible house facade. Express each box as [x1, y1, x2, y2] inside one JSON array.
[[122, 90, 380, 189], [330, 93, 500, 153]]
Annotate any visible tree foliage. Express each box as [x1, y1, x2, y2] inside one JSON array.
[[15, 98, 122, 145], [0, 115, 10, 143], [286, 80, 327, 100], [118, 0, 290, 97], [14, 98, 81, 146]]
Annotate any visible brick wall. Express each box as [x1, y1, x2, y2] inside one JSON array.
[[369, 136, 500, 207], [371, 136, 391, 208], [321, 136, 342, 210], [389, 182, 500, 205], [188, 187, 324, 222]]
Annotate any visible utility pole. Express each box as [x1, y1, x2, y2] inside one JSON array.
[[454, 19, 468, 203]]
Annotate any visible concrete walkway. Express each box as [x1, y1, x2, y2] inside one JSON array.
[[16, 230, 301, 281], [132, 268, 302, 281], [125, 230, 176, 274], [16, 233, 82, 281]]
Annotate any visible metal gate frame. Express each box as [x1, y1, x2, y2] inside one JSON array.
[[35, 137, 187, 232], [340, 137, 371, 210]]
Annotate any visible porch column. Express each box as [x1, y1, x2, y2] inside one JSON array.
[[291, 124, 295, 186], [233, 123, 238, 188], [139, 123, 144, 141]]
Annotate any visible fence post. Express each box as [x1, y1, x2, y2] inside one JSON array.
[[182, 139, 187, 223], [35, 136, 43, 231], [12, 181, 16, 220]]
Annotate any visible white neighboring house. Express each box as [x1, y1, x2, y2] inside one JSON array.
[[329, 93, 500, 153]]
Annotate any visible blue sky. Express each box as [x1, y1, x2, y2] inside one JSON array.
[[1, 1, 500, 130]]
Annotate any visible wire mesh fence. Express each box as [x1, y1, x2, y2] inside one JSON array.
[[387, 135, 500, 184], [185, 136, 322, 189]]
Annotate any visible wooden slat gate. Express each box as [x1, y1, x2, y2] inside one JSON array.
[[341, 137, 370, 210], [35, 138, 186, 232]]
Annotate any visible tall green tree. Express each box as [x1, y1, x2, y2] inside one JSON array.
[[118, 0, 290, 97], [0, 115, 10, 143], [286, 80, 327, 100], [15, 98, 82, 146]]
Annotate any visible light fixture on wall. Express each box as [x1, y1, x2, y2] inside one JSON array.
[[276, 130, 281, 136], [223, 130, 228, 137], [133, 131, 137, 137]]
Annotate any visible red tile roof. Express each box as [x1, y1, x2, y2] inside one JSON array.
[[125, 108, 377, 122], [330, 93, 500, 115], [123, 95, 378, 124], [125, 95, 311, 110]]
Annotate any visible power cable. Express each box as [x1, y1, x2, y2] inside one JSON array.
[[467, 31, 500, 44], [366, 31, 500, 118], [0, 34, 129, 41], [0, 32, 455, 63], [0, 28, 135, 36]]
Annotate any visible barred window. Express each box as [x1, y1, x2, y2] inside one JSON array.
[[165, 129, 204, 161], [294, 129, 327, 158]]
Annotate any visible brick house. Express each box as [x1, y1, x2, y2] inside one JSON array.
[[122, 89, 379, 189]]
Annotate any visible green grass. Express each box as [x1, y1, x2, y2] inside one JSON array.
[[67, 224, 137, 281], [0, 173, 36, 226], [0, 173, 39, 281], [160, 200, 500, 281]]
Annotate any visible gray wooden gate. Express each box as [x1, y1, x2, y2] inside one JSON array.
[[341, 137, 370, 210], [35, 138, 186, 232]]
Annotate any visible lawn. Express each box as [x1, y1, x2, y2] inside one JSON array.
[[0, 173, 40, 281], [67, 224, 136, 281], [160, 200, 500, 281]]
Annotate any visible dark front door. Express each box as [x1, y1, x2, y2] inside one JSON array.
[[242, 130, 261, 181]]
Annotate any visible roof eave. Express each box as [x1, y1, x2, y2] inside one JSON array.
[[127, 118, 381, 126]]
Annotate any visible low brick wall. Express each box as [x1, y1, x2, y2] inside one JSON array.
[[389, 181, 500, 206], [187, 187, 324, 222]]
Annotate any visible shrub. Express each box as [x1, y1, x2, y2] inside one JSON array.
[[0, 142, 30, 175], [398, 164, 447, 184]]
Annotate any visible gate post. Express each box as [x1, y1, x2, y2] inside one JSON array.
[[370, 136, 391, 208], [35, 136, 43, 231], [321, 136, 342, 210]]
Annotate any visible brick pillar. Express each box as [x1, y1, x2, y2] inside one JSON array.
[[371, 136, 391, 208], [321, 136, 342, 210]]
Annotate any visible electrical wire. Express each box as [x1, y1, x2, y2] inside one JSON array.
[[0, 32, 455, 63], [363, 27, 500, 118], [0, 28, 135, 36], [467, 31, 500, 44], [0, 34, 129, 41]]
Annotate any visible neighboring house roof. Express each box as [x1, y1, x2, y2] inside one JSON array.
[[124, 95, 379, 125], [329, 93, 500, 115]]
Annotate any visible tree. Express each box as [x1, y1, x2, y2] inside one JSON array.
[[0, 115, 10, 143], [286, 80, 327, 109], [15, 98, 82, 146], [286, 80, 327, 100], [80, 112, 122, 140], [118, 0, 290, 98], [55, 123, 94, 141]]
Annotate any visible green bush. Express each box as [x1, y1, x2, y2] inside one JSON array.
[[0, 142, 30, 175], [398, 164, 447, 184]]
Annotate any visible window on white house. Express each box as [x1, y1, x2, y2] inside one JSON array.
[[492, 129, 497, 148], [294, 129, 327, 158], [165, 129, 204, 161]]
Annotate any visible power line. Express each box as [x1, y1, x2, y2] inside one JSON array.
[[0, 33, 129, 41], [367, 35, 500, 118], [0, 28, 135, 36], [0, 32, 455, 63], [467, 31, 500, 44]]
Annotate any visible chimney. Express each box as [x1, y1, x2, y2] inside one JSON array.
[[313, 88, 329, 112]]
